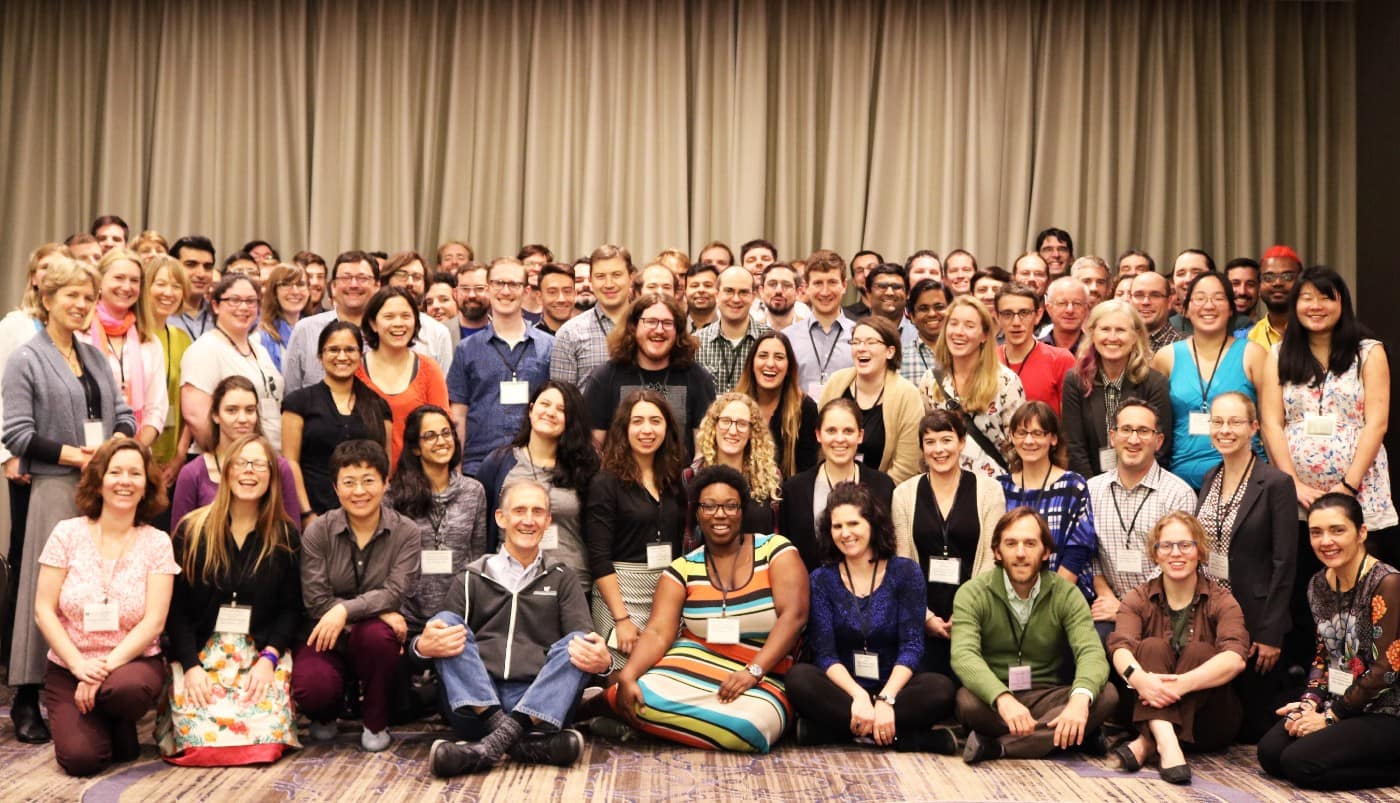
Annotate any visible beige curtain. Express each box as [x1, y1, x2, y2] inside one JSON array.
[[0, 0, 1355, 307]]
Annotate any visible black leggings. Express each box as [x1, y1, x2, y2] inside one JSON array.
[[786, 662, 955, 741], [1257, 713, 1400, 791]]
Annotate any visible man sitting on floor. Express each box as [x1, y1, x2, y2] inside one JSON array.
[[414, 480, 611, 776]]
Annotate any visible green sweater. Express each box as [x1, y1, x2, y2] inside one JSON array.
[[950, 567, 1108, 706]]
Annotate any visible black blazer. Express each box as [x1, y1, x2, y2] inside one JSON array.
[[1196, 460, 1298, 648], [1062, 367, 1173, 479], [779, 463, 895, 571]]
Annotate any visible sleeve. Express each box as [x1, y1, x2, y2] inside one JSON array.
[[278, 458, 303, 529], [421, 357, 450, 410], [891, 479, 916, 562], [164, 523, 202, 667], [299, 518, 337, 620], [583, 364, 614, 431], [1063, 584, 1110, 693], [281, 324, 308, 395], [794, 397, 820, 472], [584, 473, 619, 580], [950, 582, 1007, 706], [885, 381, 924, 483], [108, 365, 136, 437], [281, 386, 308, 416], [1209, 586, 1251, 660], [806, 570, 842, 671], [170, 461, 202, 534], [341, 524, 421, 621], [1061, 372, 1094, 477], [464, 478, 490, 561], [1057, 479, 1097, 577], [1256, 473, 1299, 647], [1144, 370, 1174, 467], [690, 368, 718, 429], [143, 527, 181, 574], [893, 560, 927, 670], [556, 566, 594, 637], [549, 328, 578, 384], [972, 477, 1006, 577], [476, 449, 506, 552], [998, 371, 1026, 441], [446, 340, 471, 404], [1335, 573, 1400, 717], [438, 572, 468, 621], [266, 530, 304, 654], [179, 340, 219, 394], [37, 518, 75, 568], [141, 339, 169, 435], [1, 349, 41, 460], [1105, 585, 1148, 655]]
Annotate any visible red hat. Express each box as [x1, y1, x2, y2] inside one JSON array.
[[1261, 244, 1300, 264]]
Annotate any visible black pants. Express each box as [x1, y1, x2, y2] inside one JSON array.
[[2, 478, 31, 665], [1285, 521, 1324, 669], [1258, 713, 1400, 790], [1232, 654, 1303, 744], [786, 662, 955, 742]]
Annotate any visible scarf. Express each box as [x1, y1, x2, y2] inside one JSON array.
[[90, 301, 147, 430]]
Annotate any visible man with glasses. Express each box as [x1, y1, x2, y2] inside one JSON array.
[[1244, 245, 1301, 348], [169, 235, 218, 340], [997, 285, 1075, 414], [1038, 277, 1089, 353], [865, 264, 919, 343], [551, 244, 633, 388], [281, 250, 382, 392], [696, 266, 771, 392], [380, 250, 455, 374], [1129, 271, 1184, 354], [449, 258, 554, 476], [757, 262, 805, 330], [786, 250, 855, 398]]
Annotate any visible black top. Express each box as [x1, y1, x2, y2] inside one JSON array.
[[584, 470, 687, 580], [78, 368, 102, 419], [844, 385, 885, 470], [583, 361, 718, 459], [778, 463, 897, 571], [912, 471, 981, 618], [165, 519, 303, 668], [283, 382, 392, 513], [768, 394, 820, 476]]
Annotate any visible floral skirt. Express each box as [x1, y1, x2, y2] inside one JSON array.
[[155, 632, 301, 766]]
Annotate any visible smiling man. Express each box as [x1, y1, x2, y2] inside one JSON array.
[[169, 235, 217, 340], [1039, 277, 1089, 353], [1244, 245, 1301, 348], [533, 263, 578, 335], [684, 262, 719, 332], [996, 285, 1075, 414], [758, 262, 805, 330], [696, 266, 771, 392], [1035, 228, 1074, 280], [900, 278, 953, 384], [1011, 252, 1050, 298], [865, 264, 919, 344], [785, 250, 855, 399], [281, 250, 384, 393], [550, 245, 633, 389]]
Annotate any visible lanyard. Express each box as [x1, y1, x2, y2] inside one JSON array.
[[1191, 336, 1230, 412], [704, 534, 753, 616], [840, 559, 880, 650], [1020, 465, 1054, 506], [1333, 558, 1368, 662], [807, 321, 843, 380], [218, 326, 276, 401], [1003, 602, 1031, 664], [1210, 454, 1255, 547], [427, 500, 447, 549], [1005, 341, 1037, 379], [926, 474, 959, 558], [720, 336, 747, 388], [1109, 482, 1154, 547], [225, 530, 257, 605], [491, 336, 529, 380], [163, 325, 174, 387], [642, 484, 669, 543]]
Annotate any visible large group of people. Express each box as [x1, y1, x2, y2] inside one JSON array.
[[0, 219, 1395, 792]]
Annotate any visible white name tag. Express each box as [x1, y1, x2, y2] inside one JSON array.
[[84, 419, 105, 448], [215, 604, 252, 635], [1188, 411, 1211, 437], [500, 380, 530, 406], [1008, 664, 1033, 692], [421, 549, 454, 575], [540, 524, 559, 551], [708, 616, 741, 644], [1208, 551, 1229, 581], [646, 542, 673, 570], [1328, 665, 1354, 696], [928, 556, 961, 585], [1115, 547, 1144, 575], [1098, 447, 1118, 473], [853, 650, 880, 680], [83, 601, 119, 633], [1305, 414, 1337, 438]]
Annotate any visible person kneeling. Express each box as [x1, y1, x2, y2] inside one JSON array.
[[418, 480, 611, 777], [952, 507, 1118, 763]]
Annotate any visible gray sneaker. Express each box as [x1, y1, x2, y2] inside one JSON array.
[[309, 720, 338, 742], [430, 739, 492, 778], [508, 729, 584, 766]]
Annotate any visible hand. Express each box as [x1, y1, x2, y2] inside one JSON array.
[[1048, 694, 1090, 749], [849, 695, 875, 737], [995, 693, 1036, 736], [378, 611, 408, 643], [717, 668, 758, 703], [872, 698, 897, 746], [71, 655, 110, 686], [60, 445, 96, 469], [1284, 709, 1328, 738], [1326, 482, 1356, 498], [307, 604, 348, 652], [1130, 670, 1181, 708], [612, 618, 640, 655], [925, 613, 952, 639], [568, 632, 612, 674], [3, 456, 30, 484], [416, 619, 467, 658], [183, 665, 215, 707], [1251, 643, 1281, 674], [614, 677, 647, 728], [242, 655, 277, 702], [74, 679, 100, 715], [1090, 596, 1120, 623], [1294, 479, 1324, 509], [161, 461, 181, 489]]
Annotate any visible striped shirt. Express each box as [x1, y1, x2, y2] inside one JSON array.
[[1087, 462, 1198, 597]]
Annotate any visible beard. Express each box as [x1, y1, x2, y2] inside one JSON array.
[[574, 297, 596, 311]]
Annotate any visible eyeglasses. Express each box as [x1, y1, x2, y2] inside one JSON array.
[[1190, 294, 1228, 307], [1208, 417, 1253, 430], [638, 317, 676, 331], [1050, 300, 1087, 310], [719, 287, 753, 298], [1261, 272, 1296, 284], [277, 280, 309, 290], [489, 280, 525, 291], [716, 417, 751, 432], [232, 458, 270, 473], [849, 338, 887, 348], [996, 309, 1037, 321], [323, 345, 360, 357], [1112, 425, 1157, 438], [871, 282, 906, 293], [1013, 429, 1050, 441], [1130, 291, 1168, 302], [336, 274, 376, 285], [337, 476, 383, 491], [698, 501, 742, 514], [393, 270, 425, 282], [418, 428, 454, 443], [218, 296, 259, 307], [1154, 540, 1199, 555], [459, 285, 489, 295]]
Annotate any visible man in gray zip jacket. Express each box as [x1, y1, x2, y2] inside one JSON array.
[[414, 479, 611, 777]]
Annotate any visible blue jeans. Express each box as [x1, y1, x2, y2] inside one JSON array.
[[432, 611, 590, 737]]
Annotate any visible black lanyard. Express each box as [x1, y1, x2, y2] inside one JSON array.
[[1019, 465, 1054, 506], [491, 336, 529, 380], [1333, 558, 1368, 662], [224, 530, 257, 606], [1109, 482, 1154, 547], [427, 500, 447, 549], [218, 326, 276, 401], [808, 321, 843, 380], [1210, 454, 1254, 546], [719, 335, 748, 388], [925, 474, 959, 558], [840, 559, 881, 650], [1003, 601, 1032, 664], [1005, 341, 1037, 379], [1191, 336, 1230, 412], [704, 534, 753, 616]]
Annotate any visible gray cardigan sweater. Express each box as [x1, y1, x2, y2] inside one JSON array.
[[2, 329, 135, 475]]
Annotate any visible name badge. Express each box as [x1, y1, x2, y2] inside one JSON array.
[[215, 604, 252, 635], [84, 419, 105, 448], [1098, 447, 1118, 473], [1328, 665, 1354, 696], [500, 380, 530, 406], [1115, 547, 1144, 575], [421, 549, 454, 575], [1008, 664, 1033, 692], [540, 524, 559, 551], [928, 556, 961, 585], [1208, 551, 1229, 581], [1188, 412, 1211, 437], [708, 616, 741, 644], [533, 585, 558, 597], [83, 601, 119, 633], [853, 650, 880, 680], [1305, 414, 1337, 438], [646, 542, 673, 569]]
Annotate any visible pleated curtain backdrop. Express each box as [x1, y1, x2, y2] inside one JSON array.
[[0, 0, 1355, 305]]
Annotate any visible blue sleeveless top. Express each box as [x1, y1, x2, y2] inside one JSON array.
[[1166, 338, 1256, 489]]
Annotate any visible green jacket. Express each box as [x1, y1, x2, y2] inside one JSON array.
[[950, 567, 1108, 706]]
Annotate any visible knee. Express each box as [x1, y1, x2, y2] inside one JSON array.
[[54, 741, 109, 778], [1134, 637, 1174, 671], [291, 661, 343, 709], [1176, 640, 1219, 669], [954, 687, 985, 725], [432, 611, 466, 628], [349, 619, 400, 652], [548, 631, 584, 656], [99, 664, 163, 719], [1255, 722, 1292, 776]]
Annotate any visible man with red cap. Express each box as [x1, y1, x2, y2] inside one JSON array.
[[1244, 245, 1301, 348]]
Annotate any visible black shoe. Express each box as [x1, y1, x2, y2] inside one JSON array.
[[1112, 743, 1147, 772], [794, 718, 842, 747], [429, 739, 492, 778], [961, 731, 1001, 764], [12, 700, 51, 745], [895, 727, 959, 754], [1083, 728, 1110, 756], [508, 729, 584, 767], [1159, 762, 1192, 785]]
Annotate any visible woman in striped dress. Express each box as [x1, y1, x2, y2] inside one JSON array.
[[610, 465, 810, 752]]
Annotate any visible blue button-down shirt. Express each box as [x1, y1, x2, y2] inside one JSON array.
[[783, 315, 855, 398], [448, 323, 554, 475]]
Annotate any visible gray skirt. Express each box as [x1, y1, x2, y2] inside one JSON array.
[[10, 473, 79, 686], [590, 560, 664, 672]]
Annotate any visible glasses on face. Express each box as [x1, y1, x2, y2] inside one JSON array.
[[459, 285, 489, 295], [337, 274, 376, 286], [1155, 540, 1199, 555], [337, 476, 383, 492], [490, 279, 525, 291], [849, 338, 887, 349], [698, 501, 742, 515], [1261, 272, 1296, 284], [996, 309, 1037, 321], [218, 296, 259, 307], [871, 282, 906, 294], [1208, 417, 1252, 430], [393, 270, 425, 281], [323, 345, 360, 358], [418, 428, 454, 443], [1014, 429, 1049, 441], [1113, 425, 1158, 439], [716, 416, 751, 432], [1191, 294, 1228, 307], [1130, 291, 1168, 302], [232, 458, 271, 473], [1051, 299, 1087, 310], [638, 317, 676, 331], [278, 280, 308, 290]]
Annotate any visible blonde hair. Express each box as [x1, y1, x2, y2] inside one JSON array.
[[177, 434, 295, 584], [22, 243, 68, 315], [96, 248, 157, 341], [694, 393, 781, 504], [131, 230, 169, 256], [1146, 511, 1210, 567], [931, 295, 1000, 413], [36, 258, 101, 325], [259, 263, 307, 344], [1073, 299, 1152, 393], [143, 253, 190, 319]]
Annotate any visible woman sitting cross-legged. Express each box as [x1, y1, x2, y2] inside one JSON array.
[[158, 433, 303, 765], [1107, 511, 1249, 785], [787, 482, 957, 752], [609, 466, 809, 752]]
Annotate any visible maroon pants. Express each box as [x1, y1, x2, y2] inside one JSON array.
[[291, 619, 401, 732], [42, 656, 164, 776], [1131, 637, 1241, 749]]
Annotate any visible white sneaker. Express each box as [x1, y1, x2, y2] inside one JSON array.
[[309, 720, 338, 742], [361, 726, 392, 752]]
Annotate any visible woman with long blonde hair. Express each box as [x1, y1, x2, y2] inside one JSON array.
[[81, 248, 167, 446], [683, 393, 783, 549]]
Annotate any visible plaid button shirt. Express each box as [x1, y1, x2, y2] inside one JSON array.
[[549, 307, 616, 389], [694, 318, 771, 392], [1088, 461, 1199, 597]]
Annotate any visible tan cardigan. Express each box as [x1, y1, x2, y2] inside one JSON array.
[[891, 471, 1006, 579], [818, 367, 927, 483]]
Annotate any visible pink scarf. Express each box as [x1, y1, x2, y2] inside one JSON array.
[[90, 301, 147, 430]]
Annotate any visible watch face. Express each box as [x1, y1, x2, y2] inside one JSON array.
[[747, 663, 763, 678]]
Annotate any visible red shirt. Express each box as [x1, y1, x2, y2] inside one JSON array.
[[998, 341, 1076, 414]]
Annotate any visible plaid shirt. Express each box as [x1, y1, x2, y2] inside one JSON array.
[[1088, 462, 1198, 597], [694, 318, 770, 392], [900, 338, 939, 385], [1148, 322, 1186, 354], [549, 307, 615, 389]]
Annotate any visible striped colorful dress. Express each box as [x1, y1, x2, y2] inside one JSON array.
[[618, 533, 798, 752]]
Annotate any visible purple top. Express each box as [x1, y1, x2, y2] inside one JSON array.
[[170, 454, 303, 533], [807, 556, 926, 690]]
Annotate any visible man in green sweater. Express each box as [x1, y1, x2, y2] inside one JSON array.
[[951, 507, 1118, 763]]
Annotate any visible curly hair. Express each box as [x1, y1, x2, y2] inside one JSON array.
[[600, 390, 685, 495], [817, 481, 896, 565], [75, 437, 169, 523], [693, 393, 781, 504], [606, 293, 697, 368]]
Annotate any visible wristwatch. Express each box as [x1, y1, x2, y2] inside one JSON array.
[[745, 662, 764, 680], [874, 693, 897, 706], [1123, 665, 1137, 681]]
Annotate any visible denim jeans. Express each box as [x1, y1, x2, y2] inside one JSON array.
[[432, 611, 590, 736]]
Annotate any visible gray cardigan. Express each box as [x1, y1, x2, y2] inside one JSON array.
[[1, 329, 135, 475]]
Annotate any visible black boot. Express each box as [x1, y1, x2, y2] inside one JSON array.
[[12, 685, 51, 744]]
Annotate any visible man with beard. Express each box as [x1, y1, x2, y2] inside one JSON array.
[[1038, 277, 1088, 353], [454, 263, 492, 340], [551, 245, 634, 388], [1244, 245, 1301, 348], [1129, 271, 1184, 354], [758, 262, 805, 330], [169, 235, 217, 340], [534, 263, 578, 335], [696, 266, 771, 392], [997, 284, 1075, 414], [1225, 257, 1261, 322], [1011, 252, 1050, 298], [684, 262, 719, 332], [1069, 256, 1111, 308], [786, 250, 855, 398], [283, 250, 385, 393], [1036, 228, 1074, 280], [843, 249, 882, 318], [573, 259, 595, 311]]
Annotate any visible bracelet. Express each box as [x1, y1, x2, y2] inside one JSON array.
[[258, 649, 280, 668], [613, 614, 631, 623], [1341, 478, 1360, 495]]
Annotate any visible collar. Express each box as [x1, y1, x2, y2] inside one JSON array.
[[1001, 567, 1043, 602], [328, 505, 393, 544], [1145, 572, 1208, 605], [501, 546, 545, 574], [808, 314, 852, 334], [1111, 461, 1164, 491]]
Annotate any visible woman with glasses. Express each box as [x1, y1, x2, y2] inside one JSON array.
[[81, 248, 168, 447], [1151, 272, 1267, 490], [281, 322, 391, 521], [1195, 391, 1297, 740], [1108, 511, 1249, 784], [818, 317, 925, 483], [158, 434, 302, 766], [683, 393, 782, 549], [181, 274, 285, 450], [735, 332, 819, 477], [255, 264, 310, 373], [172, 376, 302, 529], [357, 287, 449, 467], [997, 401, 1098, 601], [1062, 300, 1172, 479]]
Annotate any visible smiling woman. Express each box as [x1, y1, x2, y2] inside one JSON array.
[[82, 249, 168, 446], [818, 317, 925, 483]]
